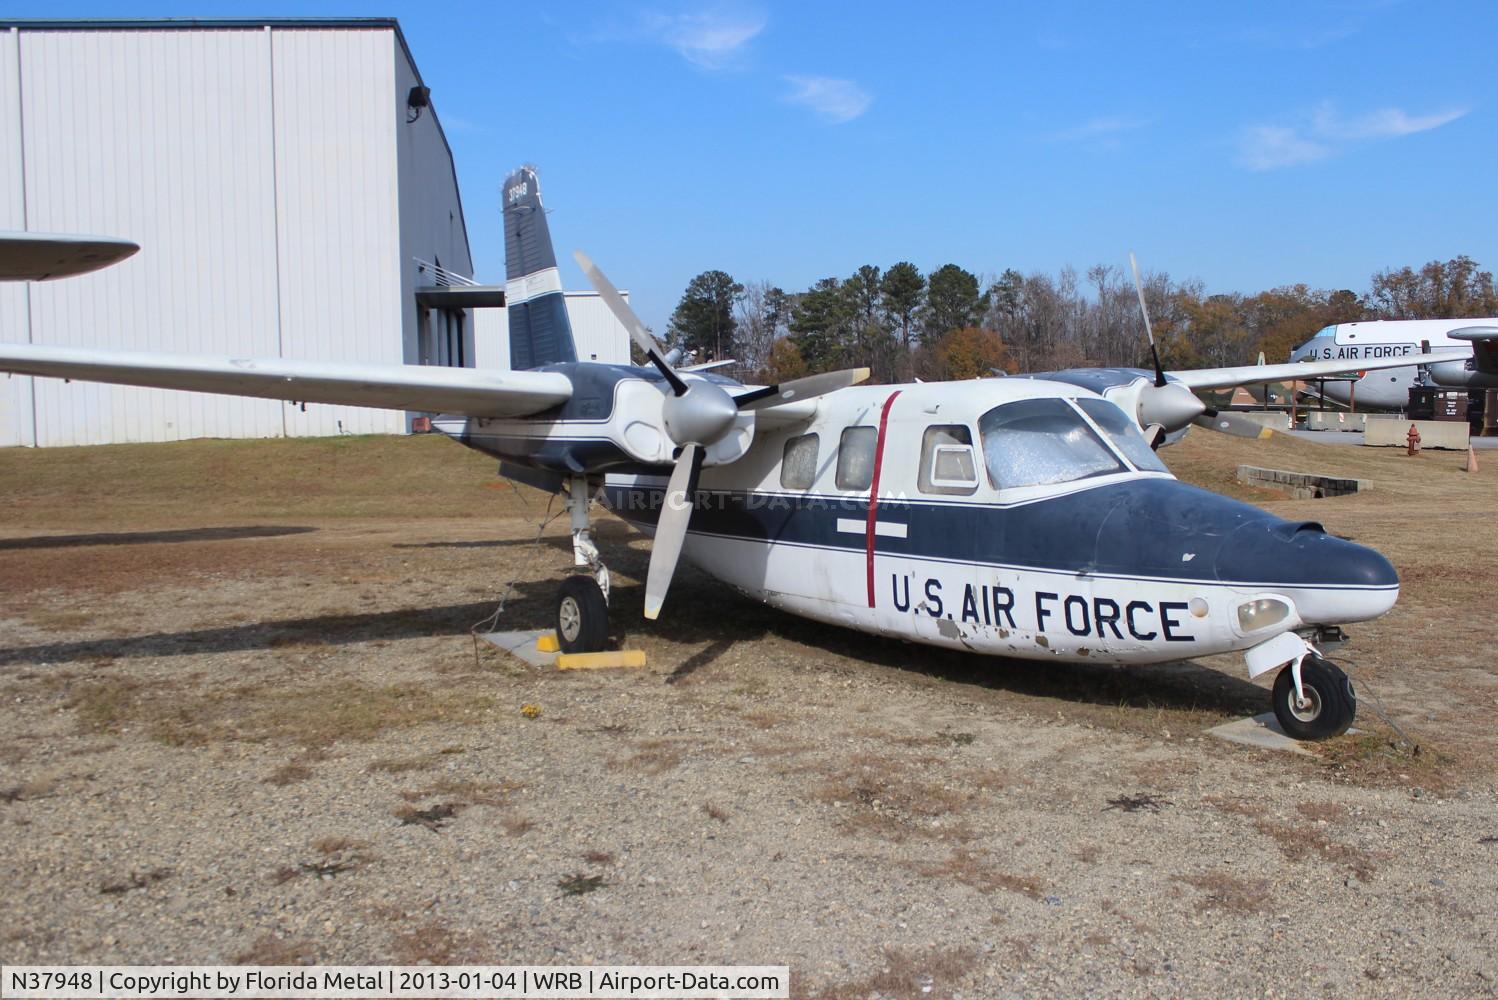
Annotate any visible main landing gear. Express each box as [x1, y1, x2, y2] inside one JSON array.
[[554, 476, 611, 653], [1271, 654, 1356, 741]]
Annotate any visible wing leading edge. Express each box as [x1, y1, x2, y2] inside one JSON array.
[[0, 344, 571, 418], [1168, 351, 1466, 392]]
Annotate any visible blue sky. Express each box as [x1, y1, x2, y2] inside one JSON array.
[[16, 1, 1498, 333]]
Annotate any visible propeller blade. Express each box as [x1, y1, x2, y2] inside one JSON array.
[[1129, 251, 1167, 388], [644, 443, 704, 620], [734, 367, 871, 410], [1193, 411, 1276, 440], [573, 250, 687, 395]]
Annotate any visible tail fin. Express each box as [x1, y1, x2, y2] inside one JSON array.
[[503, 165, 578, 369]]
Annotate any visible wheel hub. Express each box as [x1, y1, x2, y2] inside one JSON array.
[[559, 596, 582, 642], [1289, 685, 1323, 722]]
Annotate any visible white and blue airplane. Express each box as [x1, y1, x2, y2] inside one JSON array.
[[0, 168, 1450, 740], [1289, 318, 1498, 410]]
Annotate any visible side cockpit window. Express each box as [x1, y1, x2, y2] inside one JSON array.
[[979, 397, 1125, 489], [780, 433, 819, 490], [918, 425, 979, 495], [836, 426, 878, 491]]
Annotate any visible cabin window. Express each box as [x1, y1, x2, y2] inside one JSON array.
[[1073, 398, 1169, 473], [918, 425, 979, 495], [978, 397, 1125, 489], [780, 433, 819, 490], [835, 426, 878, 491]]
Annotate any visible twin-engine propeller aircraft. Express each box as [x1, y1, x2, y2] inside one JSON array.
[[0, 168, 1449, 739]]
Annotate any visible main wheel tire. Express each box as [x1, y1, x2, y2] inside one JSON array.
[[1271, 655, 1355, 741], [555, 576, 609, 654]]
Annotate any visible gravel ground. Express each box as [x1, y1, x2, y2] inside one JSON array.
[[1, 435, 1495, 998]]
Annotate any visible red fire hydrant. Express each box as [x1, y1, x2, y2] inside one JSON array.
[[1406, 424, 1421, 456]]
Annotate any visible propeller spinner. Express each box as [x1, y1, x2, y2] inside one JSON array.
[[572, 251, 867, 620]]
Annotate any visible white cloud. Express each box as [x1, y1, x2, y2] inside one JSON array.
[[1237, 101, 1468, 170], [1313, 103, 1468, 140], [1237, 125, 1333, 170], [1044, 116, 1149, 144], [642, 8, 765, 69], [782, 75, 872, 124]]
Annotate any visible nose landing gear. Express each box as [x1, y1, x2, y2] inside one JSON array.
[[1272, 655, 1356, 740]]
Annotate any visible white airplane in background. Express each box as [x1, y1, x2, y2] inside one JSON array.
[[1289, 318, 1498, 410], [0, 168, 1454, 740]]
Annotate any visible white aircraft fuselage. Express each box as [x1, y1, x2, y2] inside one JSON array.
[[439, 372, 1398, 670], [1290, 318, 1498, 409]]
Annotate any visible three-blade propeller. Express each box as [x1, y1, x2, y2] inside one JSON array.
[[573, 251, 868, 620], [1129, 251, 1207, 447]]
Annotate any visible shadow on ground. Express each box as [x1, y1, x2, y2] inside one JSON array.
[[0, 567, 1268, 719], [0, 525, 317, 550]]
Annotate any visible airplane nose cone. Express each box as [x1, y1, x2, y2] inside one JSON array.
[[1213, 520, 1399, 623]]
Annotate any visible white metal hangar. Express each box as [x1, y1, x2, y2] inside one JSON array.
[[0, 18, 486, 447]]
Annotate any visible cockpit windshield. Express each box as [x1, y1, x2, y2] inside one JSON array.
[[979, 397, 1126, 489], [1074, 397, 1170, 473]]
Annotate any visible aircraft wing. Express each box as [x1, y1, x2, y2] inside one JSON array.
[[0, 343, 572, 418], [0, 231, 140, 280], [1449, 327, 1498, 376], [1169, 351, 1464, 392]]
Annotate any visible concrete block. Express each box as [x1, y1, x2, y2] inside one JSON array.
[[1364, 416, 1470, 450], [1305, 411, 1367, 432], [1236, 465, 1365, 498]]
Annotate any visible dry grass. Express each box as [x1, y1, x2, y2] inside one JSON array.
[[367, 755, 438, 775], [0, 779, 57, 803], [1296, 801, 1350, 824], [810, 752, 985, 842], [264, 762, 313, 786], [394, 802, 463, 831], [311, 836, 367, 856], [67, 677, 495, 748], [99, 867, 173, 895], [0, 434, 509, 529], [1205, 796, 1379, 881], [613, 738, 690, 775], [387, 918, 486, 965], [234, 934, 316, 965], [806, 945, 979, 1000], [915, 849, 1046, 900], [399, 778, 521, 807], [1181, 872, 1271, 915]]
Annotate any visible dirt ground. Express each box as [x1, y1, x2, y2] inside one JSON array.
[[1, 431, 1495, 998]]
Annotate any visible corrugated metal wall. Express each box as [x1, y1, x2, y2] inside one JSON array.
[[473, 294, 632, 371], [0, 30, 32, 448], [0, 23, 460, 446], [272, 28, 404, 438], [19, 28, 285, 445]]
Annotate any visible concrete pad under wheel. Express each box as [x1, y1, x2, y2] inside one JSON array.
[[478, 629, 557, 668], [1206, 712, 1317, 756]]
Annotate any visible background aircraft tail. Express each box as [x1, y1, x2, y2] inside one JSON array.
[[503, 165, 577, 369]]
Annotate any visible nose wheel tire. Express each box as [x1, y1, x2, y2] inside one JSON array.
[[1271, 655, 1355, 741], [556, 575, 609, 654]]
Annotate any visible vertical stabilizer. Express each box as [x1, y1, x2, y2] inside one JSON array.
[[503, 166, 577, 369]]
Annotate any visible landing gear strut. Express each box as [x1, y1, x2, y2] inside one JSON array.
[[1272, 655, 1356, 741], [555, 476, 611, 653]]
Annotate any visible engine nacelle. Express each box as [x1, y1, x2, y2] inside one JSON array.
[[1427, 360, 1498, 389]]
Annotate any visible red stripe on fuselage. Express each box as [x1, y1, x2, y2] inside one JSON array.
[[866, 390, 902, 607]]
